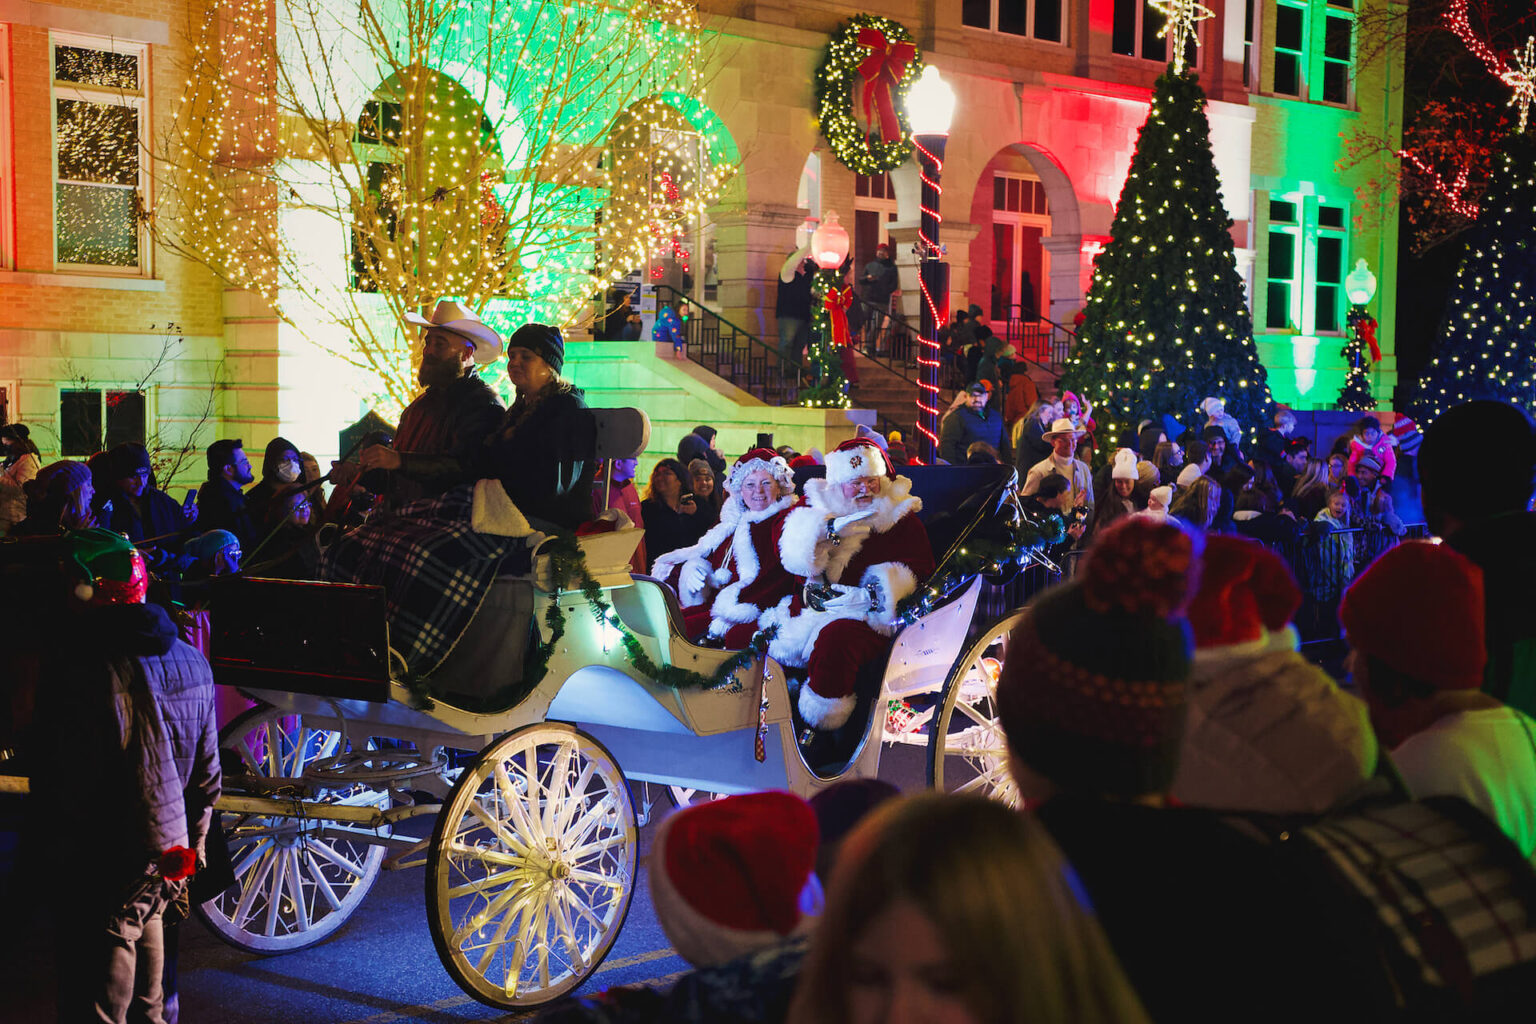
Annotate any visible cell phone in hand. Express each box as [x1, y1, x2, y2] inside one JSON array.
[[184, 489, 197, 506]]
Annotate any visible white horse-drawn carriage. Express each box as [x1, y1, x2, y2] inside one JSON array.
[[189, 410, 1051, 1010]]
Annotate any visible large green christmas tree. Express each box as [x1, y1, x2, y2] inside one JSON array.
[[1062, 69, 1272, 450], [1413, 130, 1536, 422]]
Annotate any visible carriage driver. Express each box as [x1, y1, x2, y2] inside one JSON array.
[[761, 438, 936, 731]]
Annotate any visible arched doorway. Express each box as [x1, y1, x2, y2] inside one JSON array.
[[966, 144, 1083, 330]]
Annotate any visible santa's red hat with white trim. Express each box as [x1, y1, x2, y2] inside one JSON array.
[[823, 438, 892, 488], [649, 791, 823, 967], [1185, 536, 1301, 653]]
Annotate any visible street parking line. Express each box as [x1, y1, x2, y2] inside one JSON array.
[[332, 948, 681, 1024]]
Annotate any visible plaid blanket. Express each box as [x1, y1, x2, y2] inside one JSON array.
[[320, 484, 522, 676]]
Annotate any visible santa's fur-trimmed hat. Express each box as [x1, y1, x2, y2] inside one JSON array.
[[824, 438, 892, 488], [726, 447, 795, 495], [649, 791, 823, 967]]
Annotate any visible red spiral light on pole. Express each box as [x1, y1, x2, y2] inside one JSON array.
[[913, 134, 948, 462]]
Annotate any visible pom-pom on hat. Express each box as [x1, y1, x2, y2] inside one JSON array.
[[1176, 463, 1204, 489], [997, 517, 1199, 798], [507, 322, 565, 375], [824, 438, 890, 487], [65, 528, 149, 605], [649, 792, 822, 968], [1111, 448, 1139, 481], [726, 447, 794, 496], [404, 299, 504, 365], [1340, 541, 1486, 690], [1185, 537, 1300, 651]]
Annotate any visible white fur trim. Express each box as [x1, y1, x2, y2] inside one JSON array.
[[711, 566, 734, 586], [652, 503, 742, 579], [709, 580, 764, 626], [472, 478, 534, 537], [861, 562, 919, 633], [1265, 624, 1301, 653], [824, 443, 889, 487], [649, 815, 802, 968], [783, 477, 921, 581], [798, 685, 858, 731], [726, 455, 795, 496], [1192, 632, 1273, 669]]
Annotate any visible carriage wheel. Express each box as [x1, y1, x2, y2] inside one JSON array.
[[427, 723, 637, 1009], [926, 610, 1026, 806], [667, 785, 729, 807], [198, 707, 389, 953]]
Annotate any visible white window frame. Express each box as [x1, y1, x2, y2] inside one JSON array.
[[1312, 202, 1348, 334], [1262, 191, 1349, 337], [50, 32, 151, 277], [1112, 0, 1203, 64], [991, 171, 1052, 321], [961, 0, 1067, 44], [1271, 0, 1307, 97], [1319, 2, 1356, 107], [56, 382, 155, 457]]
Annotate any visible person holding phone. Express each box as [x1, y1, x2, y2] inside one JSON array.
[[95, 443, 197, 580], [639, 457, 706, 572]]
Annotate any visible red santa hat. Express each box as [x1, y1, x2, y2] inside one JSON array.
[[726, 447, 794, 495], [824, 438, 892, 488], [1185, 537, 1301, 650], [648, 791, 822, 967], [1340, 541, 1485, 690]]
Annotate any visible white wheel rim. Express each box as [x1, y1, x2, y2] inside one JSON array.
[[202, 712, 387, 952], [931, 613, 1023, 807], [433, 726, 635, 1006], [668, 785, 728, 807]]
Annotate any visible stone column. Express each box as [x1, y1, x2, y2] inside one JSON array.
[[714, 201, 814, 339], [1040, 235, 1087, 324]]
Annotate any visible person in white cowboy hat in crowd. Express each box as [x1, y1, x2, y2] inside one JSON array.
[[762, 438, 937, 731], [1021, 416, 1094, 513], [350, 299, 505, 510]]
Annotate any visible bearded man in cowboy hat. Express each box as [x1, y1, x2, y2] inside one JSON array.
[[352, 300, 505, 509], [762, 438, 936, 731], [1021, 416, 1094, 512]]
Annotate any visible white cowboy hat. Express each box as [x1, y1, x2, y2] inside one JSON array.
[[1041, 417, 1084, 442], [404, 300, 504, 365]]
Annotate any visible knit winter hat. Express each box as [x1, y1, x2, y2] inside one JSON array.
[[824, 438, 890, 487], [185, 529, 240, 563], [508, 322, 565, 375], [1186, 537, 1300, 650], [1147, 485, 1173, 510], [33, 459, 92, 496], [65, 527, 148, 605], [1201, 397, 1225, 417], [997, 517, 1199, 798], [726, 446, 794, 495], [649, 792, 822, 968], [1111, 448, 1138, 481], [105, 443, 152, 480], [1340, 541, 1486, 690], [1176, 463, 1204, 489], [1356, 455, 1383, 474]]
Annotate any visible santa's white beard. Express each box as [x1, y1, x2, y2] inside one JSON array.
[[818, 486, 873, 517]]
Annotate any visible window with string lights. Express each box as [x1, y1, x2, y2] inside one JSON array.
[[1113, 0, 1199, 66], [961, 0, 1065, 43], [50, 34, 149, 274]]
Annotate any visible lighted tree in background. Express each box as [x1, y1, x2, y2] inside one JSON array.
[[1412, 128, 1536, 420], [153, 0, 731, 414], [1061, 69, 1272, 451]]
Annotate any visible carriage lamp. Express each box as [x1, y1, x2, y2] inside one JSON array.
[[904, 64, 954, 463], [810, 210, 850, 271], [1345, 259, 1377, 307]]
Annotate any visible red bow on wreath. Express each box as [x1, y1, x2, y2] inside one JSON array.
[[824, 285, 855, 348], [1359, 315, 1381, 362], [856, 28, 916, 144]]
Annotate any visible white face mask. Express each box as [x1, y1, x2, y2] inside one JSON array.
[[275, 459, 300, 483]]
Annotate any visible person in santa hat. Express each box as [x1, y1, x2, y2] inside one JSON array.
[[652, 448, 800, 646], [764, 438, 936, 731]]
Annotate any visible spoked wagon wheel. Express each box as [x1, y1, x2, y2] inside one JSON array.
[[427, 723, 637, 1009], [199, 707, 389, 952], [667, 785, 729, 807], [927, 610, 1027, 806]]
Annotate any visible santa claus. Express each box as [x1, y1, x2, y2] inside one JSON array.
[[764, 438, 936, 731], [651, 448, 800, 647]]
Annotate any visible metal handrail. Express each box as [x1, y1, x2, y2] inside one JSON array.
[[995, 303, 1079, 369], [655, 285, 805, 405], [846, 292, 964, 392]]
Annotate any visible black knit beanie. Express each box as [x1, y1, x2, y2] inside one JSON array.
[[509, 323, 565, 375]]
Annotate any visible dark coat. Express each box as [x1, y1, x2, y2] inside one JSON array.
[[195, 477, 255, 550], [99, 485, 190, 564], [388, 372, 505, 508], [860, 256, 899, 307], [939, 405, 1006, 465], [640, 498, 708, 571], [1449, 511, 1536, 716], [478, 386, 597, 532]]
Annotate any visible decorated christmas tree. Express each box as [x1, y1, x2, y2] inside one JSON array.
[[1061, 69, 1272, 451], [1413, 129, 1536, 421]]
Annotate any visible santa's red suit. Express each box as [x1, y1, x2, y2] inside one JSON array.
[[763, 439, 935, 730], [652, 449, 800, 647]]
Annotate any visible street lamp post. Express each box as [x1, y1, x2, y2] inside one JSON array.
[[905, 65, 954, 464], [1339, 258, 1379, 411]]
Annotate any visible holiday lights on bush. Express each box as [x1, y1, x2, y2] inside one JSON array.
[[1412, 130, 1536, 422], [153, 0, 731, 416], [814, 15, 923, 174], [1337, 306, 1379, 412], [1061, 69, 1272, 457], [800, 268, 853, 409]]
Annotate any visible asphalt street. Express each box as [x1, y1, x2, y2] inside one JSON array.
[[3, 742, 928, 1024]]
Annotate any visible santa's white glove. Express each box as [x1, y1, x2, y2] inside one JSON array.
[[829, 508, 877, 536], [818, 584, 872, 614], [681, 560, 710, 594]]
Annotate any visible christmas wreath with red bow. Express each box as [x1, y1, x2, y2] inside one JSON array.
[[815, 15, 924, 174]]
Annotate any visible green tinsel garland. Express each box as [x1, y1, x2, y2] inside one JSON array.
[[895, 512, 1066, 625]]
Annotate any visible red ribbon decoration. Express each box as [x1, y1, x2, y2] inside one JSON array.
[[855, 28, 916, 144], [824, 285, 854, 347], [1360, 315, 1381, 362]]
